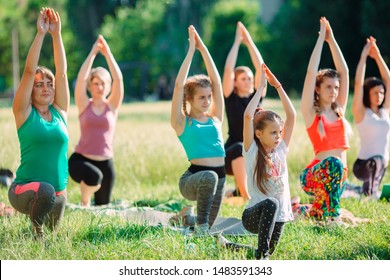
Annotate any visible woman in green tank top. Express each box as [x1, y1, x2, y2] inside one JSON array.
[[8, 7, 70, 239]]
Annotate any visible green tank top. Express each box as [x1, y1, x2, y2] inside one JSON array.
[[14, 105, 69, 191]]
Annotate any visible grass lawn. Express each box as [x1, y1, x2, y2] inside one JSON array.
[[0, 100, 389, 260]]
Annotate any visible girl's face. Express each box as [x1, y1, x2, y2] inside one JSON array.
[[234, 71, 254, 95], [189, 87, 212, 113], [316, 77, 339, 105], [255, 120, 283, 152], [369, 85, 385, 108], [32, 73, 54, 106], [90, 77, 108, 98]]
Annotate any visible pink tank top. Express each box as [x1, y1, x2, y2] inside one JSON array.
[[75, 102, 116, 157]]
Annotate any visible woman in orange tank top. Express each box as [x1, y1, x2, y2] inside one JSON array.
[[299, 17, 350, 224]]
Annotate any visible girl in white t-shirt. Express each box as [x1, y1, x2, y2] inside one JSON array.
[[242, 64, 296, 260]]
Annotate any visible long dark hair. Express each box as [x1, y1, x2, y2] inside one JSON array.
[[253, 108, 284, 194], [363, 77, 386, 108]]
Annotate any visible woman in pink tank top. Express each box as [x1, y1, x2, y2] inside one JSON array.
[[68, 35, 124, 207]]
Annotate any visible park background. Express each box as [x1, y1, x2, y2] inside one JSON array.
[[0, 0, 389, 260], [2, 0, 390, 101]]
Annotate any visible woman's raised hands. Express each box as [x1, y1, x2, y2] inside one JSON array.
[[234, 21, 244, 43], [191, 25, 206, 51], [187, 25, 196, 52], [37, 7, 50, 34], [318, 16, 327, 42], [240, 22, 252, 46], [47, 8, 61, 35], [368, 36, 381, 60], [96, 35, 110, 57], [323, 17, 335, 43]]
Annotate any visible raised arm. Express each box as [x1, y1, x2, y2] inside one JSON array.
[[74, 38, 99, 113], [241, 22, 266, 98], [301, 17, 326, 128], [99, 35, 124, 112], [325, 19, 349, 110], [369, 37, 390, 110], [264, 64, 296, 147], [48, 8, 69, 118], [193, 28, 224, 122], [171, 26, 196, 135], [222, 22, 242, 97], [243, 64, 266, 151], [13, 8, 49, 128], [352, 38, 371, 123]]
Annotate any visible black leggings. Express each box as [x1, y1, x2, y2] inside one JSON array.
[[353, 156, 387, 196], [224, 142, 243, 176], [68, 153, 115, 205], [242, 198, 285, 259], [8, 182, 66, 231]]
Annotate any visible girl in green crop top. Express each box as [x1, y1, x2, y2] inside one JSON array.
[[9, 8, 70, 239], [170, 25, 225, 234]]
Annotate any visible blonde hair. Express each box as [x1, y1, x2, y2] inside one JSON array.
[[253, 108, 284, 195], [183, 74, 212, 124], [88, 67, 112, 95]]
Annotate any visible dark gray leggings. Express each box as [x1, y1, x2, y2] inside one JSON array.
[[179, 169, 225, 226], [242, 197, 285, 259], [353, 155, 387, 196], [8, 182, 66, 231]]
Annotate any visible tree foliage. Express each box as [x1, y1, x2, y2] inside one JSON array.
[[2, 0, 390, 100], [99, 1, 168, 99], [203, 0, 269, 75], [264, 0, 390, 96]]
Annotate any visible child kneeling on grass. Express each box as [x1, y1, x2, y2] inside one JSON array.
[[241, 64, 296, 260]]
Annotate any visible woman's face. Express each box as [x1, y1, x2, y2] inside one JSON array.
[[234, 71, 254, 95], [89, 77, 108, 98], [369, 85, 385, 108], [31, 73, 54, 106], [316, 77, 339, 105]]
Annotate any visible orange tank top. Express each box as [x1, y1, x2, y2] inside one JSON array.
[[306, 115, 349, 155]]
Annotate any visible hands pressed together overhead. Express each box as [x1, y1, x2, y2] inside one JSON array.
[[92, 35, 111, 57], [37, 7, 61, 35]]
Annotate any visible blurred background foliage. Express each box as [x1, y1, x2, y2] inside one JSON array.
[[1, 0, 390, 101]]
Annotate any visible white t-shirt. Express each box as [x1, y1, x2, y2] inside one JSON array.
[[356, 108, 390, 163], [243, 140, 294, 222]]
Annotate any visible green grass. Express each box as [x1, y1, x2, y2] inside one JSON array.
[[0, 100, 389, 260]]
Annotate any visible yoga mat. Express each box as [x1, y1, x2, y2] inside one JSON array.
[[67, 203, 253, 235]]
